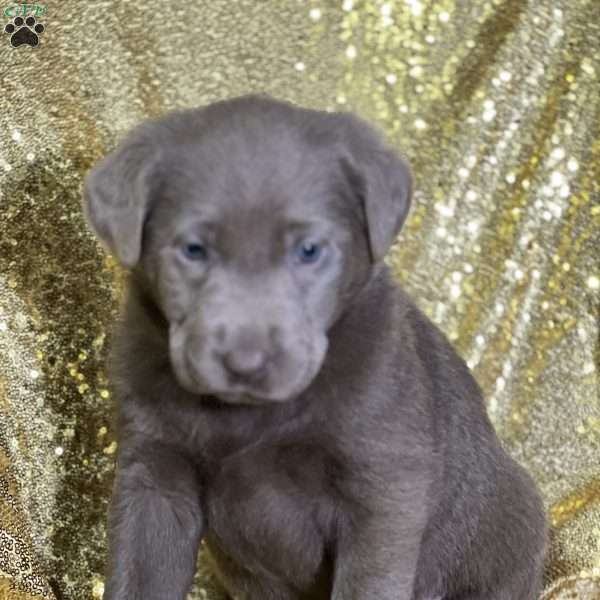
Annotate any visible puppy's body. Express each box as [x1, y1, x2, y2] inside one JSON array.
[[84, 95, 547, 600]]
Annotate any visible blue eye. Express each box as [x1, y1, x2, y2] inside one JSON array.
[[182, 242, 208, 261], [295, 240, 323, 264]]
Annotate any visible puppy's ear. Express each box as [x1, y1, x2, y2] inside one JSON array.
[[337, 114, 412, 262], [82, 135, 160, 268]]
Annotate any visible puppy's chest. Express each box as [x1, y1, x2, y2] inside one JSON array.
[[203, 443, 336, 590]]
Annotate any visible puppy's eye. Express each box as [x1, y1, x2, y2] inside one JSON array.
[[294, 240, 324, 265], [182, 242, 209, 261]]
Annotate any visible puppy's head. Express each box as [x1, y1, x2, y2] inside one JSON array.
[[83, 95, 412, 405]]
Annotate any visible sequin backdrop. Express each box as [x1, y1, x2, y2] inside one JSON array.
[[0, 0, 598, 598]]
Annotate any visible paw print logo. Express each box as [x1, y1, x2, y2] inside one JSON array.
[[4, 16, 45, 48]]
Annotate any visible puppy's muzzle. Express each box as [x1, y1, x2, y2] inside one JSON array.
[[170, 301, 327, 404]]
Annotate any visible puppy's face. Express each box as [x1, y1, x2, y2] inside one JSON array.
[[83, 96, 412, 405], [143, 142, 366, 404]]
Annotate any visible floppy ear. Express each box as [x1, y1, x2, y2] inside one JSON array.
[[337, 114, 413, 262], [82, 136, 160, 269]]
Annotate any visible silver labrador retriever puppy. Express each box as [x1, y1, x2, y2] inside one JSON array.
[[83, 94, 547, 600]]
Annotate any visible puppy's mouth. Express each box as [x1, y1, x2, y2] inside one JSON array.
[[183, 352, 315, 405], [214, 391, 291, 406]]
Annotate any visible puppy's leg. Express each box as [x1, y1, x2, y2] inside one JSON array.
[[451, 567, 544, 600], [331, 496, 428, 600], [451, 463, 547, 600], [103, 435, 204, 600]]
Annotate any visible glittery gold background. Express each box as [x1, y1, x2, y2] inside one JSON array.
[[0, 1, 598, 599]]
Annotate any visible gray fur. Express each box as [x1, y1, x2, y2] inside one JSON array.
[[82, 94, 547, 600]]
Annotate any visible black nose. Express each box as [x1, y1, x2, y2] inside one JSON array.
[[222, 347, 268, 380]]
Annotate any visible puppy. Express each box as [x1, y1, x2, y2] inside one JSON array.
[[83, 94, 547, 600]]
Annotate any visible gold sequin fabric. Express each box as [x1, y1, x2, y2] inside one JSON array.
[[0, 1, 598, 599]]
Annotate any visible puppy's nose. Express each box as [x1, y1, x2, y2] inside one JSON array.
[[222, 347, 268, 379]]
